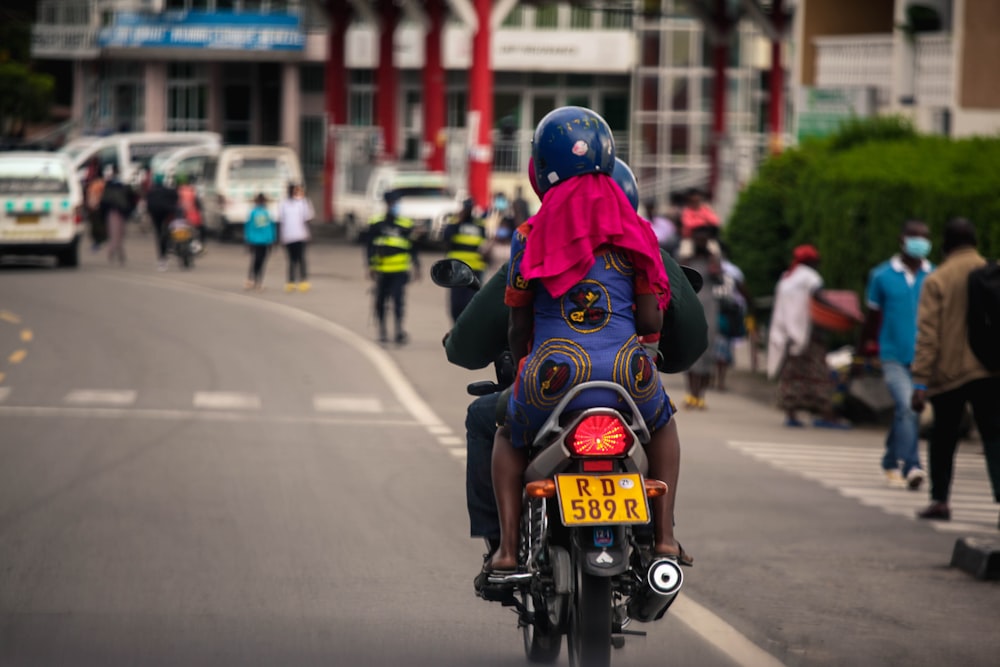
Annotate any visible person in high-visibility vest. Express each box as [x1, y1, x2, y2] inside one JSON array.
[[365, 190, 420, 344], [443, 197, 487, 323]]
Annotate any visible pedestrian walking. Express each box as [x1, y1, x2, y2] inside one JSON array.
[[911, 218, 1000, 524], [244, 193, 276, 291], [278, 183, 314, 292], [679, 188, 720, 239], [145, 173, 179, 271], [175, 175, 205, 251], [84, 159, 107, 251], [365, 191, 420, 344], [644, 199, 678, 253], [767, 245, 848, 429], [677, 224, 721, 409], [443, 197, 487, 323], [860, 220, 933, 490], [99, 165, 136, 266], [714, 256, 752, 392]]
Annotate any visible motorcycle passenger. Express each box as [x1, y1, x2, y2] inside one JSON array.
[[365, 190, 420, 344], [146, 173, 179, 271], [445, 156, 707, 571], [443, 197, 487, 323], [484, 107, 691, 581], [176, 174, 205, 252]]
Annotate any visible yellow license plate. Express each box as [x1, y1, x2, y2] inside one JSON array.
[[555, 473, 649, 526], [16, 215, 40, 225]]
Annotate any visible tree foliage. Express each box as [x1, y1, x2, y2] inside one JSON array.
[[0, 61, 54, 139]]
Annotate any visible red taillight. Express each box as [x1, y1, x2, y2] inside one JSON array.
[[582, 459, 615, 472], [568, 415, 633, 457]]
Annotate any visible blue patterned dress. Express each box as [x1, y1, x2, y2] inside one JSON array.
[[505, 224, 674, 449]]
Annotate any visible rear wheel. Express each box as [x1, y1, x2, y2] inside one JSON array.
[[522, 592, 562, 663], [56, 241, 79, 268], [567, 567, 612, 667]]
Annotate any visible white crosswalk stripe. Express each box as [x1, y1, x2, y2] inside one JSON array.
[[728, 440, 998, 535], [64, 389, 137, 406]]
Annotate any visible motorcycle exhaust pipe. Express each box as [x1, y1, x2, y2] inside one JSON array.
[[627, 557, 684, 623]]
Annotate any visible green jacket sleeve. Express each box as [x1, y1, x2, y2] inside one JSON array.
[[658, 250, 709, 374], [445, 263, 510, 370]]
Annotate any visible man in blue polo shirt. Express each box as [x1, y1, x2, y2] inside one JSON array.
[[861, 220, 934, 489]]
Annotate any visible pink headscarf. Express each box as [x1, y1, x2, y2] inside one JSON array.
[[520, 174, 670, 309]]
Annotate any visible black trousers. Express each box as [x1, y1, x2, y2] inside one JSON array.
[[150, 214, 169, 260], [285, 241, 307, 282], [928, 378, 1000, 503], [248, 245, 270, 283], [374, 272, 408, 335]]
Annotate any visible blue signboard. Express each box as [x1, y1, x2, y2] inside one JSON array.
[[97, 11, 304, 51]]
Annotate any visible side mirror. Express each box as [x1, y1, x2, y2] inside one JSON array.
[[431, 259, 481, 290], [680, 265, 704, 294]]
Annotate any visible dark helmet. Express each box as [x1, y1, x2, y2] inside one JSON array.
[[610, 158, 639, 212], [384, 190, 400, 205], [531, 106, 615, 197], [462, 197, 474, 209]]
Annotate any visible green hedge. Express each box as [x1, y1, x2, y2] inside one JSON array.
[[726, 119, 1000, 300]]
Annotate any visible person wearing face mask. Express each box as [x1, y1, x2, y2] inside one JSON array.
[[860, 220, 934, 490]]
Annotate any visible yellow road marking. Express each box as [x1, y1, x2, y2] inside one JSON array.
[[21, 329, 33, 342], [0, 311, 22, 325], [9, 349, 27, 364]]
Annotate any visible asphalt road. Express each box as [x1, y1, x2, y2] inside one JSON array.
[[0, 229, 997, 667]]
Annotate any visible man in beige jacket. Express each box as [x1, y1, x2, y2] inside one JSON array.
[[911, 218, 1000, 526]]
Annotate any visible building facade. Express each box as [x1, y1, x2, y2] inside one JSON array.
[[32, 0, 774, 210]]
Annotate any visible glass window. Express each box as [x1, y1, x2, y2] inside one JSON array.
[[671, 30, 692, 67], [637, 121, 659, 157], [446, 91, 467, 128], [602, 9, 631, 29], [494, 93, 521, 129], [300, 116, 324, 169], [670, 77, 689, 111], [601, 94, 629, 131], [531, 72, 559, 87], [531, 95, 557, 127], [502, 6, 523, 27], [570, 7, 593, 29], [567, 74, 594, 88], [669, 124, 690, 158], [638, 75, 659, 112], [535, 5, 558, 28], [566, 94, 590, 109], [641, 32, 661, 67], [300, 64, 324, 94]]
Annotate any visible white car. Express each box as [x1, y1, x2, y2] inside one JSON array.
[[61, 131, 222, 188], [0, 152, 84, 267], [149, 143, 220, 186]]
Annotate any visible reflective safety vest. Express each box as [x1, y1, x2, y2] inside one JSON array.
[[368, 215, 415, 274], [445, 217, 487, 272]]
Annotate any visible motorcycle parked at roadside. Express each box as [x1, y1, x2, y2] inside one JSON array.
[[433, 259, 684, 667]]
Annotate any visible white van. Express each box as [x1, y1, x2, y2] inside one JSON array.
[[335, 165, 463, 243], [61, 131, 222, 187], [199, 145, 303, 239], [0, 152, 84, 267], [149, 143, 221, 186]]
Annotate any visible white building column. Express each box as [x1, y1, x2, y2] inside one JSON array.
[[144, 62, 167, 132], [281, 62, 301, 152]]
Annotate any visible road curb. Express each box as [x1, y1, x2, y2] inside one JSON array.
[[951, 537, 1000, 581]]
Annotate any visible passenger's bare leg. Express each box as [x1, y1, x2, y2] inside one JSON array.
[[488, 425, 527, 571], [647, 419, 687, 560]]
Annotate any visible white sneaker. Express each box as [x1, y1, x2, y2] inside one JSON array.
[[906, 468, 926, 491], [885, 469, 906, 488]]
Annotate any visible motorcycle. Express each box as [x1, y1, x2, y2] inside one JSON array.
[[168, 222, 196, 269], [432, 259, 684, 667]]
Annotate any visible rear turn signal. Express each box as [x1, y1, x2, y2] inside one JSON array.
[[568, 414, 633, 456], [525, 479, 556, 498], [644, 479, 668, 497]]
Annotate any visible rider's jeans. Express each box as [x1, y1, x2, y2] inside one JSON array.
[[467, 392, 501, 540], [880, 361, 922, 476]]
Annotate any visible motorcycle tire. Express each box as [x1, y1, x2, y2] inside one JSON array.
[[567, 569, 612, 667], [522, 592, 562, 664]]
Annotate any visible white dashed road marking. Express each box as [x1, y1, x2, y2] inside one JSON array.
[[729, 440, 997, 535], [64, 389, 138, 406], [193, 391, 262, 411], [313, 394, 383, 413]]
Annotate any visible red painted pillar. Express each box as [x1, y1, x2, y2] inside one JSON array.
[[377, 0, 400, 160], [709, 0, 728, 199], [323, 0, 350, 224], [467, 0, 493, 209], [423, 0, 446, 172], [769, 0, 784, 155]]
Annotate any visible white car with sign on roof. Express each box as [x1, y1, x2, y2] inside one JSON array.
[[0, 152, 84, 267]]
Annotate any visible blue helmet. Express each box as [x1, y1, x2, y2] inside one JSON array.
[[531, 106, 615, 196], [611, 158, 639, 211]]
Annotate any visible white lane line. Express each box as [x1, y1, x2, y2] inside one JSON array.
[[0, 405, 417, 427], [437, 436, 464, 447], [673, 595, 787, 667], [64, 389, 137, 406], [428, 425, 453, 435], [0, 387, 9, 403], [194, 391, 261, 411], [449, 449, 468, 461], [313, 394, 383, 413]]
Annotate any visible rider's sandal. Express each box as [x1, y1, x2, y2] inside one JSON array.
[[653, 545, 694, 568]]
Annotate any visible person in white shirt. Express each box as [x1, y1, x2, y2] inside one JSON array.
[[278, 183, 315, 292]]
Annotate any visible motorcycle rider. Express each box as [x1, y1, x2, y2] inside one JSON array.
[[444, 131, 706, 583], [365, 190, 420, 344], [443, 197, 488, 323]]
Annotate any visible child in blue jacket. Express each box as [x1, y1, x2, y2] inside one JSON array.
[[244, 193, 276, 291]]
